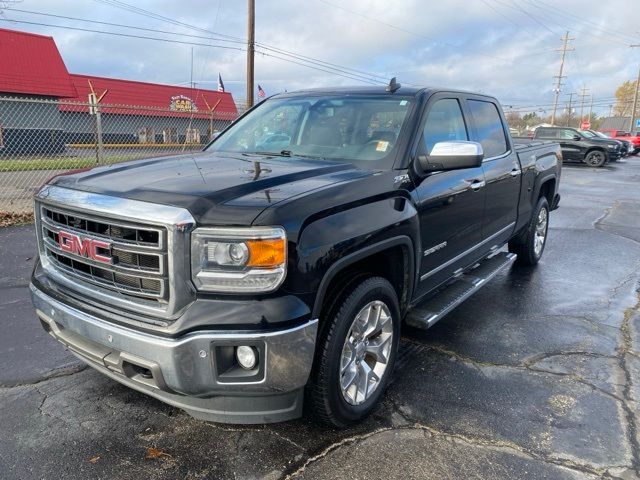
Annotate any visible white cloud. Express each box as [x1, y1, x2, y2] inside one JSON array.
[[2, 0, 639, 114]]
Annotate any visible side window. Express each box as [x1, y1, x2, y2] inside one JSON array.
[[422, 98, 468, 154], [559, 129, 576, 139], [536, 128, 556, 139], [467, 100, 507, 158]]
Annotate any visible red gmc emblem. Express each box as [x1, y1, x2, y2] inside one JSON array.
[[58, 230, 112, 264]]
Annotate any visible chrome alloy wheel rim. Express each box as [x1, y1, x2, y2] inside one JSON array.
[[339, 300, 394, 406], [534, 207, 548, 257]]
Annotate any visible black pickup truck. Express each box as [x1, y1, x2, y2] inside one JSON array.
[[534, 125, 621, 167], [30, 83, 561, 427]]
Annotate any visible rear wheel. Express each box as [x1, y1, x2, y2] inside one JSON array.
[[584, 150, 607, 167], [509, 196, 549, 266], [307, 276, 400, 427]]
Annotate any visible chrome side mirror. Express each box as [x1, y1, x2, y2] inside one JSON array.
[[418, 141, 484, 172]]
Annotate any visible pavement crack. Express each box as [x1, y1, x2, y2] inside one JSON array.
[[387, 399, 626, 478], [32, 384, 52, 419], [282, 427, 393, 479], [204, 422, 305, 452], [617, 292, 640, 476], [0, 364, 87, 389], [283, 417, 621, 479]]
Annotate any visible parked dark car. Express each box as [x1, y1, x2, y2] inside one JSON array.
[[586, 130, 628, 159], [534, 126, 621, 167], [30, 84, 562, 427]]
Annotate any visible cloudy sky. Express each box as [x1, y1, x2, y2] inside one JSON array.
[[1, 0, 638, 115]]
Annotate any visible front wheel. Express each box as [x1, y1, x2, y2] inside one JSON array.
[[509, 196, 550, 266], [307, 276, 400, 427], [584, 150, 607, 167]]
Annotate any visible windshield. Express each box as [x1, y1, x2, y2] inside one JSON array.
[[580, 130, 596, 138], [206, 95, 414, 165]]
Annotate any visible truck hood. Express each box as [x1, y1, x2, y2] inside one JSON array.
[[49, 152, 369, 225]]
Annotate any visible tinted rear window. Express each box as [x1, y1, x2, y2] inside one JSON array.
[[467, 100, 508, 158], [535, 128, 557, 139]]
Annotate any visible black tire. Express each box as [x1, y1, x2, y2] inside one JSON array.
[[307, 276, 400, 427], [584, 150, 607, 167], [509, 196, 549, 266]]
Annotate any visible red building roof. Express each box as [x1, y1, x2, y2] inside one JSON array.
[[0, 27, 237, 118], [0, 28, 77, 98], [62, 74, 237, 119]]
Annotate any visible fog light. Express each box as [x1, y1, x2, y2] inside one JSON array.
[[236, 345, 257, 370]]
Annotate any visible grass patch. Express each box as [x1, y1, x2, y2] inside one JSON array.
[[0, 156, 141, 172]]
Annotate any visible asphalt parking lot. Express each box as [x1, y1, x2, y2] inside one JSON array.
[[2, 159, 640, 480]]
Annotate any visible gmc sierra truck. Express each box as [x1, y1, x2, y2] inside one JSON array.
[[30, 82, 561, 427]]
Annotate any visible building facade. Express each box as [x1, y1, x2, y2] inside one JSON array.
[[0, 28, 238, 156]]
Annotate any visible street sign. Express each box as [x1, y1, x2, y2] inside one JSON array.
[[636, 119, 640, 128], [580, 121, 591, 130]]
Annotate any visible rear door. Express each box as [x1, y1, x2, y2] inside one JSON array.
[[412, 94, 486, 296], [465, 97, 520, 245]]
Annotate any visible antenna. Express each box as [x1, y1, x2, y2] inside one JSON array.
[[386, 77, 401, 93]]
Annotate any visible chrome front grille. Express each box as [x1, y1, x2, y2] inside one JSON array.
[[35, 185, 196, 323], [39, 204, 168, 301]]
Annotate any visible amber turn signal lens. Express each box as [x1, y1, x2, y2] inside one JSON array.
[[246, 238, 286, 267]]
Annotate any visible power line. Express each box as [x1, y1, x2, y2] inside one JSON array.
[[0, 17, 247, 51], [506, 0, 559, 35], [3, 7, 246, 44], [519, 0, 635, 47], [525, 0, 640, 45], [1, 12, 386, 85], [90, 0, 391, 84], [315, 0, 514, 63]]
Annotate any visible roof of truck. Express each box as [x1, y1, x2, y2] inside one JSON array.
[[273, 85, 499, 101]]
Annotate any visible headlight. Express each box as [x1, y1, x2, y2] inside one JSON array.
[[191, 226, 286, 293]]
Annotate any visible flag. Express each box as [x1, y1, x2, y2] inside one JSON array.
[[257, 85, 265, 98], [217, 73, 225, 92]]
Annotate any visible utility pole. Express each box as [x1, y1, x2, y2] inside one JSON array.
[[551, 31, 574, 126], [588, 95, 594, 125], [246, 0, 255, 109], [630, 45, 640, 133], [609, 104, 614, 118], [578, 86, 590, 125], [190, 47, 194, 90], [566, 92, 574, 126]]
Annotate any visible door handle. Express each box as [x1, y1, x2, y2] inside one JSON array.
[[469, 180, 486, 191], [510, 168, 522, 177]]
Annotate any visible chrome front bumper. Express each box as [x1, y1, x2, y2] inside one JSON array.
[[30, 283, 318, 424]]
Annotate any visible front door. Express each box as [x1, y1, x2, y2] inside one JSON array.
[[557, 128, 583, 161], [412, 96, 486, 297]]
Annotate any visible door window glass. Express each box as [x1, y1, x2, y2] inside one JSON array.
[[559, 129, 577, 139], [536, 128, 557, 139], [468, 100, 507, 158], [422, 99, 468, 154]]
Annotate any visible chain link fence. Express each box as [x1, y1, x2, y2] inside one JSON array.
[[0, 96, 238, 213]]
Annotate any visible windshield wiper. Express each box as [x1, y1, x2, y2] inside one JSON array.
[[245, 150, 325, 160]]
